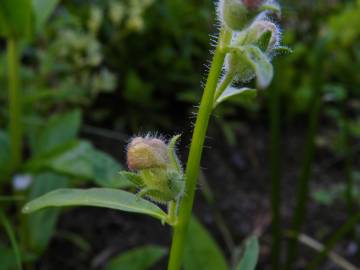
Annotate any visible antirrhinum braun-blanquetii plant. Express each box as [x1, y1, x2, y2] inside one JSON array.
[[22, 1, 287, 269]]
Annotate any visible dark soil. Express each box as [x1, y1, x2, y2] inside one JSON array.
[[36, 115, 360, 270]]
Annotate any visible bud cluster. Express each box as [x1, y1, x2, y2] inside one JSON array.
[[216, 0, 284, 89], [124, 135, 184, 203]]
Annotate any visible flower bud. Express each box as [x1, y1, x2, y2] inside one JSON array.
[[219, 0, 281, 31], [242, 20, 280, 51], [127, 136, 169, 171], [220, 0, 248, 31]]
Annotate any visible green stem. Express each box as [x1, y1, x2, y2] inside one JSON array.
[[269, 78, 282, 270], [7, 38, 23, 173], [306, 212, 360, 270], [167, 28, 229, 270], [214, 71, 235, 102], [168, 201, 177, 225], [285, 40, 326, 270]]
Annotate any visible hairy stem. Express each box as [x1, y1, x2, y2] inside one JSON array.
[[167, 28, 230, 270], [7, 38, 22, 173]]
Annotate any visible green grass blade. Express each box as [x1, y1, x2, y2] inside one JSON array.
[[22, 188, 167, 222], [0, 210, 23, 270]]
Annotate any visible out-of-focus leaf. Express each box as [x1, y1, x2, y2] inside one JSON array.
[[22, 188, 168, 222], [0, 130, 11, 178], [32, 0, 59, 32], [0, 245, 36, 270], [27, 172, 68, 254], [30, 110, 81, 156], [236, 236, 259, 270], [26, 141, 131, 188], [0, 0, 33, 38], [0, 211, 22, 270], [214, 87, 257, 108], [106, 245, 166, 270], [183, 217, 228, 270], [244, 45, 273, 89]]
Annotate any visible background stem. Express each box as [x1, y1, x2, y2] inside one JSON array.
[[167, 28, 228, 270], [7, 38, 23, 173], [285, 40, 326, 270], [306, 212, 360, 270], [269, 76, 282, 270]]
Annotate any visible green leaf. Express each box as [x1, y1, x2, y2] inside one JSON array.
[[183, 217, 228, 270], [0, 0, 33, 38], [236, 236, 259, 270], [22, 188, 168, 222], [106, 245, 166, 270], [0, 211, 22, 270], [0, 130, 11, 178], [30, 110, 81, 156], [26, 141, 131, 188], [215, 87, 257, 108], [244, 45, 273, 89], [27, 172, 68, 254], [32, 0, 59, 32]]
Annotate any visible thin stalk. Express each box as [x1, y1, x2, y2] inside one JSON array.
[[284, 40, 326, 270], [7, 38, 23, 173], [306, 212, 360, 270], [167, 28, 230, 270], [269, 79, 282, 270], [214, 71, 235, 102]]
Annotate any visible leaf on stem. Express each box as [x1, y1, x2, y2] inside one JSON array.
[[22, 188, 168, 222], [244, 45, 273, 89], [214, 86, 257, 108]]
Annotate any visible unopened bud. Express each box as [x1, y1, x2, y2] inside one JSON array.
[[127, 137, 169, 171], [219, 0, 280, 31], [241, 20, 280, 51], [220, 0, 250, 31]]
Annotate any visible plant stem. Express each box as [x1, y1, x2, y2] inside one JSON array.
[[214, 71, 234, 102], [269, 77, 282, 270], [7, 38, 23, 173], [306, 212, 360, 270], [167, 28, 229, 270], [285, 40, 326, 270]]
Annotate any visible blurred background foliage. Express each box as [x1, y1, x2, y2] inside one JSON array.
[[1, 0, 358, 133], [0, 0, 360, 268]]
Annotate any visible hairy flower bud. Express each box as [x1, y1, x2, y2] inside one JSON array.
[[220, 0, 249, 31], [219, 0, 280, 31], [240, 20, 280, 51], [127, 136, 169, 171]]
